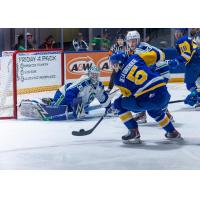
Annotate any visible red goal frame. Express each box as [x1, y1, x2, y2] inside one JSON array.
[[0, 49, 64, 120]]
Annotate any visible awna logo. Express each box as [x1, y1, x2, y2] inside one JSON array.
[[68, 56, 95, 74], [97, 57, 112, 72], [70, 62, 93, 73]]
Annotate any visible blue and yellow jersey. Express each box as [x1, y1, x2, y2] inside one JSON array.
[[134, 42, 169, 82], [114, 54, 166, 98], [176, 36, 198, 65], [135, 42, 165, 66]]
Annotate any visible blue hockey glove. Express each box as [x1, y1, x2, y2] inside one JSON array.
[[184, 91, 198, 106]]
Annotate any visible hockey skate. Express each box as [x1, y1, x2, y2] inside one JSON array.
[[122, 128, 141, 144], [133, 112, 147, 123], [165, 129, 183, 141]]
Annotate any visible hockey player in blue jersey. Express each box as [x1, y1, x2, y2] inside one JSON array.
[[19, 65, 111, 120], [125, 30, 173, 123], [169, 28, 200, 108], [109, 51, 182, 144]]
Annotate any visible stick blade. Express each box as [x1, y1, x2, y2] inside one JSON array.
[[72, 129, 92, 136]]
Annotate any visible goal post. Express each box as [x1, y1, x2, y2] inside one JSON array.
[[0, 49, 64, 119]]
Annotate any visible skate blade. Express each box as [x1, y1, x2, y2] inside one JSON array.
[[195, 105, 200, 110], [164, 137, 184, 144], [122, 138, 142, 144], [137, 119, 147, 124]]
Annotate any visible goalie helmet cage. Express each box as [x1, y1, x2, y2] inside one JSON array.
[[0, 49, 64, 120]]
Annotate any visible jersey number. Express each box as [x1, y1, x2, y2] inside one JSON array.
[[179, 41, 191, 54], [180, 46, 187, 52], [127, 65, 148, 85]]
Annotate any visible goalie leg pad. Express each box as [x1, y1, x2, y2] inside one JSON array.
[[19, 100, 69, 120]]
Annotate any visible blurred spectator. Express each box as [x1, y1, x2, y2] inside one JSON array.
[[144, 35, 150, 43], [91, 35, 102, 50], [26, 32, 35, 49], [195, 33, 200, 46], [101, 31, 111, 50], [190, 28, 200, 38], [72, 32, 88, 52], [14, 34, 25, 50], [39, 35, 56, 49]]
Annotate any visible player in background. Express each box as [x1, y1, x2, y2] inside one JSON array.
[[168, 28, 200, 108], [20, 66, 111, 120], [190, 28, 200, 40], [107, 34, 132, 93], [109, 51, 182, 144], [194, 32, 200, 47], [192, 28, 200, 48], [125, 30, 173, 123]]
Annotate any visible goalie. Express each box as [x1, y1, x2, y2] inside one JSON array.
[[19, 65, 111, 120]]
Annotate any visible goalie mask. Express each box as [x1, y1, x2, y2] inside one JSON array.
[[88, 65, 100, 85], [109, 51, 128, 72], [126, 30, 140, 50]]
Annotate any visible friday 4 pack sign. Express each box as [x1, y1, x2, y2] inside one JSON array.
[[65, 52, 112, 83]]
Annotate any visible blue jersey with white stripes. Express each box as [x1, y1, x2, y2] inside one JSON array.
[[54, 75, 110, 108]]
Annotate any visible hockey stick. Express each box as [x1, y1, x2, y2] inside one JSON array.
[[169, 99, 184, 104], [72, 111, 107, 136], [108, 89, 119, 96], [72, 89, 119, 136]]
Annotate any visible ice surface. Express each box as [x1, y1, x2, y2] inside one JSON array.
[[0, 83, 200, 170]]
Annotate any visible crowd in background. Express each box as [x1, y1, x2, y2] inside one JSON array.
[[13, 30, 112, 52], [13, 28, 200, 52], [14, 33, 57, 50]]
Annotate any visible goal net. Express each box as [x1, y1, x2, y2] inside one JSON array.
[[0, 49, 64, 119]]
